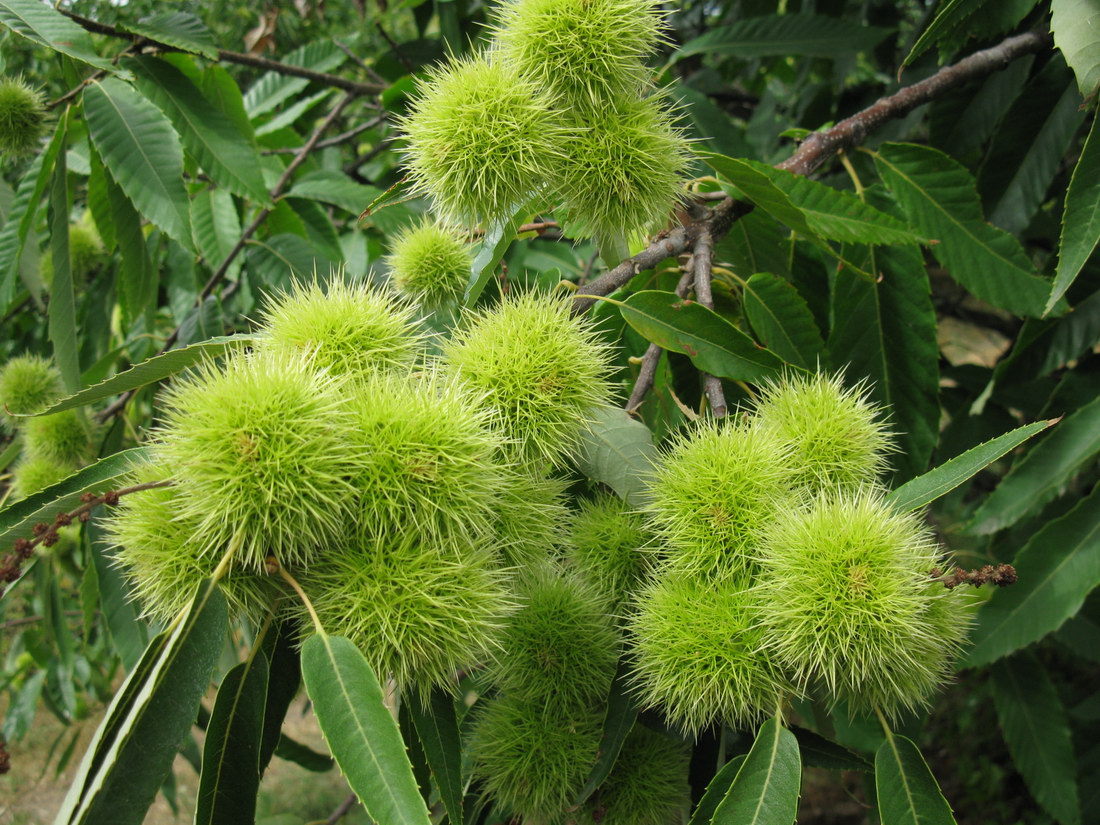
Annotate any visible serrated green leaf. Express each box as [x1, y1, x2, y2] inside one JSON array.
[[964, 483, 1100, 668], [255, 88, 334, 136], [121, 11, 218, 59], [1052, 0, 1100, 99], [195, 655, 270, 825], [930, 56, 1034, 162], [700, 152, 817, 238], [83, 79, 192, 250], [0, 0, 119, 74], [885, 419, 1054, 512], [27, 335, 252, 417], [242, 40, 345, 118], [192, 188, 243, 279], [716, 211, 794, 279], [676, 14, 890, 61], [56, 581, 228, 825], [1001, 289, 1100, 380], [1050, 116, 1100, 312], [712, 717, 802, 825], [905, 0, 987, 66], [47, 122, 79, 394], [287, 170, 383, 216], [619, 290, 789, 383], [575, 405, 658, 506], [201, 64, 256, 144], [743, 273, 824, 369], [127, 56, 271, 205], [689, 756, 746, 825], [246, 234, 326, 292], [792, 727, 872, 772], [969, 395, 1100, 533], [875, 733, 957, 825], [85, 148, 116, 254], [300, 634, 431, 825], [574, 661, 638, 808], [101, 156, 155, 330], [86, 519, 146, 670], [409, 687, 464, 825], [991, 653, 1081, 825], [288, 197, 343, 262], [258, 621, 301, 775], [872, 142, 1055, 318], [748, 162, 926, 246]]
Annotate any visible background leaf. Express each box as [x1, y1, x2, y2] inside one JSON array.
[[1051, 0, 1100, 99], [1050, 115, 1100, 312], [408, 687, 464, 825], [676, 14, 890, 61], [743, 272, 824, 369], [120, 11, 219, 59], [574, 406, 658, 506]]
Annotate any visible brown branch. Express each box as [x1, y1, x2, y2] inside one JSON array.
[[691, 230, 726, 417], [60, 11, 384, 95], [930, 564, 1017, 589], [2, 610, 94, 632], [262, 113, 386, 155], [573, 29, 1052, 314], [98, 92, 358, 421], [325, 793, 359, 824]]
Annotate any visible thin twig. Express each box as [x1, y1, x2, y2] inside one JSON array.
[[573, 29, 1052, 314], [2, 610, 95, 632], [691, 230, 726, 417], [325, 793, 358, 825], [626, 268, 695, 413], [375, 21, 415, 73], [262, 113, 386, 154]]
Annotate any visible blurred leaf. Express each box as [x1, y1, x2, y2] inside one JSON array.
[[673, 84, 753, 158], [300, 634, 431, 825], [676, 14, 890, 61], [1051, 0, 1100, 99], [885, 419, 1054, 511], [246, 234, 326, 292], [121, 11, 218, 59], [872, 143, 1055, 318], [102, 158, 156, 328], [792, 726, 872, 772], [930, 57, 1034, 162], [272, 734, 334, 773], [409, 687, 464, 825], [47, 123, 80, 394], [969, 395, 1100, 533], [201, 64, 256, 143], [87, 519, 147, 670], [0, 0, 119, 74], [965, 483, 1100, 668], [575, 405, 658, 506], [287, 170, 383, 216], [242, 40, 345, 118], [83, 78, 193, 250], [1050, 116, 1100, 312], [618, 290, 788, 382], [712, 717, 802, 825], [875, 734, 957, 825], [1000, 289, 1100, 381], [743, 272, 824, 369], [905, 0, 986, 66], [991, 653, 1081, 825]]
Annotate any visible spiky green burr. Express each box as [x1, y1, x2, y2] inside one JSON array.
[[492, 0, 668, 107], [644, 420, 793, 580], [345, 370, 505, 544], [580, 724, 690, 825], [387, 219, 472, 308], [400, 53, 563, 227], [756, 489, 969, 717], [566, 494, 650, 610], [11, 456, 74, 501], [494, 467, 570, 568], [628, 574, 790, 734], [0, 76, 48, 156], [23, 410, 93, 465], [470, 692, 604, 824], [0, 355, 62, 421], [299, 533, 513, 698], [487, 566, 619, 709], [105, 463, 279, 624], [41, 221, 108, 288], [753, 371, 893, 492], [155, 349, 362, 572], [551, 95, 691, 246], [257, 278, 421, 378], [443, 290, 614, 468]]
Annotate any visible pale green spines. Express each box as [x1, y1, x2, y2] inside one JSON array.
[[487, 567, 619, 709], [43, 221, 108, 287], [346, 370, 505, 543], [444, 291, 614, 468], [0, 76, 48, 156], [754, 371, 893, 492], [567, 494, 650, 610], [629, 574, 790, 733], [400, 54, 563, 227], [756, 490, 968, 717], [494, 468, 571, 567], [11, 456, 73, 501], [552, 95, 691, 245], [387, 219, 472, 308], [300, 534, 513, 698], [470, 693, 604, 823], [645, 420, 793, 580], [492, 0, 668, 107], [257, 279, 421, 378], [0, 355, 62, 418], [581, 725, 690, 825], [23, 410, 93, 465], [156, 350, 361, 572], [105, 464, 278, 624]]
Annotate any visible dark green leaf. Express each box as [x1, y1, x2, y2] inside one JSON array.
[[885, 420, 1054, 512], [1050, 114, 1100, 312], [700, 153, 817, 238], [689, 755, 746, 825], [246, 234, 326, 291], [574, 662, 638, 807], [300, 634, 431, 825], [87, 519, 147, 670], [969, 396, 1100, 533], [121, 11, 218, 59], [83, 79, 193, 250], [964, 483, 1100, 668], [991, 653, 1081, 825], [712, 717, 802, 825], [676, 14, 890, 61], [259, 621, 302, 775], [465, 206, 529, 306], [273, 734, 334, 773], [618, 291, 788, 382], [999, 289, 1100, 381], [195, 655, 270, 825], [409, 687, 464, 825], [102, 157, 156, 327], [743, 273, 823, 370], [875, 734, 957, 825], [192, 188, 243, 279], [574, 405, 658, 506], [792, 727, 872, 773], [872, 143, 1056, 318], [905, 0, 986, 66], [0, 0, 119, 73]]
